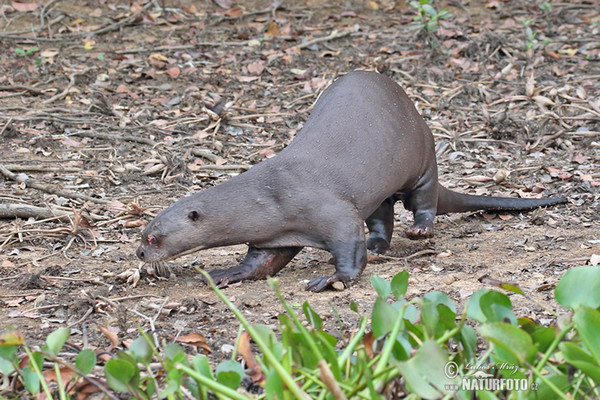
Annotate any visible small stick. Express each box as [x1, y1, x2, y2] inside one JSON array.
[[0, 203, 72, 221], [0, 164, 111, 205], [43, 67, 93, 105], [192, 164, 250, 171], [293, 30, 352, 50]]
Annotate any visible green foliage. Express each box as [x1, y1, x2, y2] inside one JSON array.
[[14, 47, 37, 56], [410, 0, 452, 33], [1, 266, 600, 398]]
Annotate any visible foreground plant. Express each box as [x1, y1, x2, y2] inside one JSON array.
[[1, 266, 599, 399]]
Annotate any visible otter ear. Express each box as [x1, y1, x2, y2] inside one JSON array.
[[188, 210, 201, 222]]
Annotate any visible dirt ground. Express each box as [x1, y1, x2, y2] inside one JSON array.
[[0, 0, 599, 376]]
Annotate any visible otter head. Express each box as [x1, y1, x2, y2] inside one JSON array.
[[136, 195, 209, 263]]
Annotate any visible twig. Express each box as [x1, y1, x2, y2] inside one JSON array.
[[63, 1, 155, 38], [0, 204, 72, 221], [191, 164, 251, 171], [0, 85, 44, 95], [69, 130, 157, 146], [0, 117, 12, 136], [1, 164, 80, 172], [0, 164, 111, 205], [43, 67, 93, 105], [293, 30, 352, 50]]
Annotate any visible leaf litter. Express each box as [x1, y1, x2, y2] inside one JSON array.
[[0, 0, 598, 386]]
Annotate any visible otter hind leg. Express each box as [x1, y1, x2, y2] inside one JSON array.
[[366, 197, 396, 254], [209, 246, 302, 285]]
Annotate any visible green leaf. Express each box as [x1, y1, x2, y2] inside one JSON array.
[[478, 323, 534, 366], [372, 297, 399, 338], [466, 289, 489, 323], [14, 48, 26, 55], [0, 331, 24, 346], [46, 328, 70, 356], [371, 275, 391, 299], [420, 300, 439, 337], [391, 271, 409, 299], [394, 339, 453, 398], [422, 4, 437, 16], [458, 325, 477, 362], [480, 291, 517, 325], [559, 342, 600, 384], [75, 349, 96, 374], [129, 337, 153, 365], [105, 359, 136, 392], [391, 334, 412, 361], [573, 306, 600, 362], [0, 344, 18, 361], [424, 292, 456, 313], [159, 377, 180, 398], [215, 360, 244, 389], [555, 266, 600, 309], [30, 351, 44, 371], [265, 366, 284, 400], [22, 367, 40, 394], [0, 357, 15, 375], [192, 354, 214, 378], [500, 283, 524, 295], [303, 301, 323, 330], [533, 373, 570, 400], [97, 53, 105, 61], [165, 343, 185, 361]]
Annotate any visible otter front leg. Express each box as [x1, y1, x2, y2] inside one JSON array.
[[306, 218, 367, 292], [209, 246, 302, 285]]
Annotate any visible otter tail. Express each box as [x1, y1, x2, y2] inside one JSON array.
[[436, 184, 566, 215]]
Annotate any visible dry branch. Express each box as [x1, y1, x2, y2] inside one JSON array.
[[0, 164, 111, 205], [0, 204, 72, 221]]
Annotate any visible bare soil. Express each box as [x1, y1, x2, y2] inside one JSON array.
[[0, 0, 599, 381]]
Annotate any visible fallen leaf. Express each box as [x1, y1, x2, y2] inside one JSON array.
[[2, 259, 16, 268], [12, 1, 37, 12], [214, 0, 232, 9], [247, 61, 265, 75], [236, 75, 259, 82], [225, 7, 243, 17], [266, 21, 279, 37], [99, 326, 119, 350], [167, 66, 180, 77], [238, 332, 265, 383], [176, 332, 212, 353]]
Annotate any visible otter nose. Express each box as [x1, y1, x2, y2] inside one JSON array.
[[136, 247, 145, 261]]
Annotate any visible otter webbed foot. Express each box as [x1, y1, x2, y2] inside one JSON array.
[[207, 246, 301, 286]]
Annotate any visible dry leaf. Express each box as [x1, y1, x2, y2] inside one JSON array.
[[176, 332, 212, 353], [266, 21, 279, 37], [532, 95, 554, 107], [167, 66, 180, 77], [99, 326, 119, 349], [225, 7, 243, 17], [368, 1, 379, 10], [238, 332, 265, 383], [247, 61, 265, 75], [214, 0, 233, 9], [12, 1, 37, 12]]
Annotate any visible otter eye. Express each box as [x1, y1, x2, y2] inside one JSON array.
[[188, 210, 200, 222], [147, 234, 159, 246]]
